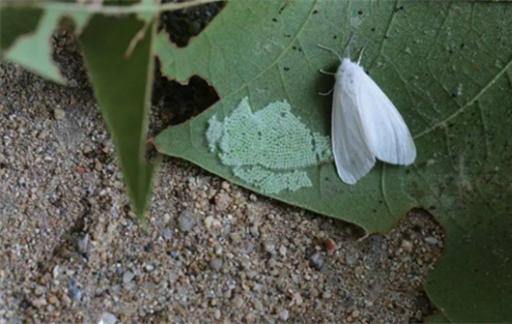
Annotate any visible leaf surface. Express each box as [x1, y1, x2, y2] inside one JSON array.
[[0, 5, 90, 83], [154, 1, 512, 321], [79, 14, 156, 218]]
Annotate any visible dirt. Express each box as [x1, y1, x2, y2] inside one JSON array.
[[0, 5, 445, 324]]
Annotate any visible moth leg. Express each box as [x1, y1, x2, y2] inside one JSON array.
[[357, 232, 370, 242], [356, 47, 365, 64], [318, 88, 334, 96], [319, 69, 336, 76]]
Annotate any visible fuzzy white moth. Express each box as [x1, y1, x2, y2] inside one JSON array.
[[320, 46, 416, 184]]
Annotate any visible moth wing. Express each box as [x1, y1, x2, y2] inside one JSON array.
[[332, 76, 376, 185], [353, 66, 416, 165]]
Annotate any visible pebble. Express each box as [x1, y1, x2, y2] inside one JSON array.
[[178, 209, 196, 232], [52, 265, 60, 279], [232, 295, 244, 308], [245, 312, 256, 323], [209, 258, 223, 271], [162, 228, 173, 240], [221, 181, 230, 191], [401, 240, 413, 252], [67, 278, 81, 302], [214, 192, 232, 211], [279, 245, 287, 257], [292, 292, 303, 305], [204, 216, 214, 229], [345, 251, 357, 265], [325, 238, 337, 255], [98, 312, 117, 324], [122, 271, 135, 284], [250, 225, 259, 237], [78, 234, 91, 257], [53, 107, 66, 120], [263, 241, 276, 254], [279, 309, 289, 321], [31, 297, 47, 308], [309, 252, 324, 270], [48, 294, 59, 305], [425, 236, 438, 245]]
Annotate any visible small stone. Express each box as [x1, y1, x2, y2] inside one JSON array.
[[54, 107, 65, 120], [401, 240, 413, 252], [48, 294, 59, 305], [253, 299, 264, 312], [31, 297, 47, 308], [292, 292, 303, 305], [325, 238, 336, 255], [232, 295, 244, 308], [351, 309, 360, 318], [221, 181, 230, 191], [144, 264, 155, 272], [264, 241, 276, 254], [309, 252, 324, 270], [67, 278, 81, 302], [346, 252, 357, 265], [209, 258, 223, 271], [279, 245, 287, 257], [245, 312, 256, 323], [98, 312, 117, 324], [425, 236, 438, 245], [322, 291, 332, 299], [122, 271, 135, 284], [78, 234, 91, 256], [279, 309, 289, 320], [204, 216, 214, 228], [52, 265, 60, 279], [34, 285, 45, 296], [162, 213, 171, 224], [178, 209, 196, 232], [214, 309, 221, 319], [250, 225, 259, 237], [214, 192, 232, 211], [162, 228, 173, 240]]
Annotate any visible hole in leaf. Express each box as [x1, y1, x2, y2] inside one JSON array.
[[159, 0, 226, 47], [152, 67, 219, 130]]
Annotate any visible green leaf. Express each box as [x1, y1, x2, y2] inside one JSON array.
[[79, 14, 156, 218], [154, 1, 512, 322], [0, 5, 91, 83], [0, 7, 43, 52]]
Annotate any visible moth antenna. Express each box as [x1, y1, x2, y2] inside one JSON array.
[[344, 32, 355, 58], [317, 44, 342, 61]]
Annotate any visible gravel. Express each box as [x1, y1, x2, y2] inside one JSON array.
[[0, 30, 445, 322], [98, 312, 117, 324], [178, 209, 196, 232], [309, 252, 325, 271]]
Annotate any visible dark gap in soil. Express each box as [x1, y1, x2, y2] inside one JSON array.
[[159, 0, 226, 47]]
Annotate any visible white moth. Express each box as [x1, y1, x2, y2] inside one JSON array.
[[320, 46, 416, 184]]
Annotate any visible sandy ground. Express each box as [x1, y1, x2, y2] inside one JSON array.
[[0, 22, 444, 324]]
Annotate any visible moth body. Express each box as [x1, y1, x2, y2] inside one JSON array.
[[331, 58, 416, 185]]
